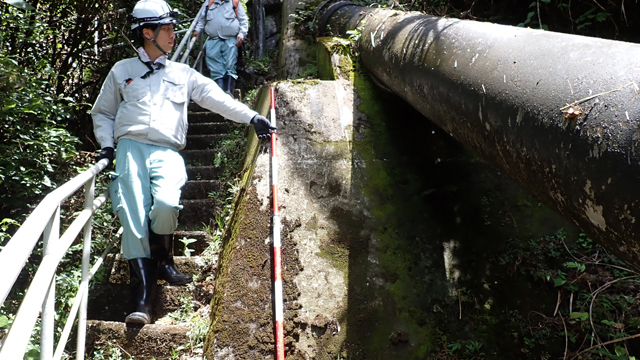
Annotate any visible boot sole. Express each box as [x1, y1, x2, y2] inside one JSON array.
[[125, 312, 150, 324], [161, 277, 193, 286]]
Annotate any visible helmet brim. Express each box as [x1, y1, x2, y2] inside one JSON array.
[[130, 10, 180, 30]]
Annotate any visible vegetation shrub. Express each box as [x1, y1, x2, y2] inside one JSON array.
[[0, 55, 79, 223]]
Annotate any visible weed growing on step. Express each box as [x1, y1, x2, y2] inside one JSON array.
[[188, 315, 209, 350], [160, 281, 212, 353], [165, 283, 197, 324], [202, 214, 226, 258], [210, 127, 245, 185], [179, 237, 198, 257], [244, 88, 259, 106], [91, 339, 126, 360], [205, 126, 245, 257]]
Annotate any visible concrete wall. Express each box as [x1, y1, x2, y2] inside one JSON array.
[[205, 66, 577, 358]]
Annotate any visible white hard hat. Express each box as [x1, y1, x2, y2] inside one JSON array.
[[129, 0, 180, 30]]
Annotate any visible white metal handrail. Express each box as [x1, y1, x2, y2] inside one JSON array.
[[0, 159, 108, 306], [0, 159, 110, 359], [171, 5, 205, 64], [171, 5, 209, 71]]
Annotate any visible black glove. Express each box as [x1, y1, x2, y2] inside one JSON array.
[[96, 147, 115, 170], [250, 115, 276, 140]]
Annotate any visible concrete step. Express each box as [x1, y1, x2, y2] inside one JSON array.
[[188, 111, 225, 123], [186, 165, 223, 181], [182, 179, 224, 200], [178, 199, 221, 230], [102, 254, 209, 285], [181, 149, 216, 167], [184, 134, 225, 150], [188, 121, 233, 135], [86, 320, 191, 360], [87, 283, 194, 322]]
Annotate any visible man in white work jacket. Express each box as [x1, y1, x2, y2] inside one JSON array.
[[91, 0, 274, 325], [192, 0, 248, 96]]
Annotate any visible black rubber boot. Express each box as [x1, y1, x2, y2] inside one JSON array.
[[225, 75, 236, 97], [125, 257, 157, 324], [214, 77, 224, 90], [150, 231, 193, 285]]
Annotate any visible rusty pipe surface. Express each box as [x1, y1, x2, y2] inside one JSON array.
[[316, 2, 640, 270]]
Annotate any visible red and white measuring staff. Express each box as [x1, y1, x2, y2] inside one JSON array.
[[270, 87, 285, 360]]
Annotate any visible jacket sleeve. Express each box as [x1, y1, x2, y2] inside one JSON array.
[[91, 68, 121, 149], [237, 2, 248, 39], [194, 1, 208, 35], [188, 69, 257, 124]]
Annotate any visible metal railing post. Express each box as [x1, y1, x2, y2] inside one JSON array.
[[171, 7, 205, 62], [41, 206, 60, 360], [76, 177, 95, 360]]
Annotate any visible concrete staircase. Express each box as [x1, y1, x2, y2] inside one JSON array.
[[85, 105, 244, 359]]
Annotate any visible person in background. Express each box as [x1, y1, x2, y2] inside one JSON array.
[[192, 0, 248, 97], [91, 0, 274, 325]]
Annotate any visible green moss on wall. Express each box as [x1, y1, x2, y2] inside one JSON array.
[[316, 37, 354, 81], [203, 85, 272, 358]]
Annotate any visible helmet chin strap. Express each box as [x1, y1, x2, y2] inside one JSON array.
[[145, 26, 169, 56]]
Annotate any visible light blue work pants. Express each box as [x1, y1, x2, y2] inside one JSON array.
[[109, 139, 186, 259], [205, 37, 238, 80]]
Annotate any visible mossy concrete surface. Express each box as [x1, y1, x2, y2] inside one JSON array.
[[204, 78, 578, 359], [317, 37, 354, 81]]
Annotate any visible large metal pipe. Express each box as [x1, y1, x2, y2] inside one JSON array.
[[316, 2, 640, 270]]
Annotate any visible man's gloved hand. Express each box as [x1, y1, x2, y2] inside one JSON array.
[[96, 147, 115, 170], [250, 115, 276, 140]]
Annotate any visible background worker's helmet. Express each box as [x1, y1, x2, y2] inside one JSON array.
[[129, 0, 180, 31]]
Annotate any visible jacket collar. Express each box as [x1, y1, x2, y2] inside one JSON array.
[[137, 47, 168, 66]]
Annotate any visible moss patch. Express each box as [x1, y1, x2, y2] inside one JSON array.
[[204, 85, 305, 359], [317, 37, 354, 81]]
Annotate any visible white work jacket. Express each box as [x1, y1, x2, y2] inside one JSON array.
[[91, 55, 257, 151], [194, 0, 248, 39]]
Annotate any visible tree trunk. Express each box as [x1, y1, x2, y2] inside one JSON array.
[[252, 0, 265, 59]]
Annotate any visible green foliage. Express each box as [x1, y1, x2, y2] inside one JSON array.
[[514, 0, 612, 36], [575, 7, 610, 30], [495, 230, 640, 358], [179, 237, 198, 257], [188, 315, 210, 350], [517, 0, 550, 30], [463, 340, 484, 358], [244, 49, 278, 78], [210, 127, 246, 185], [90, 339, 126, 360], [296, 64, 318, 79], [288, 2, 316, 38], [0, 218, 20, 245], [0, 55, 79, 216], [203, 214, 225, 256]]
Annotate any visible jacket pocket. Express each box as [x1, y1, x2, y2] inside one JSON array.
[[163, 79, 187, 104], [121, 80, 148, 102], [151, 78, 188, 147]]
